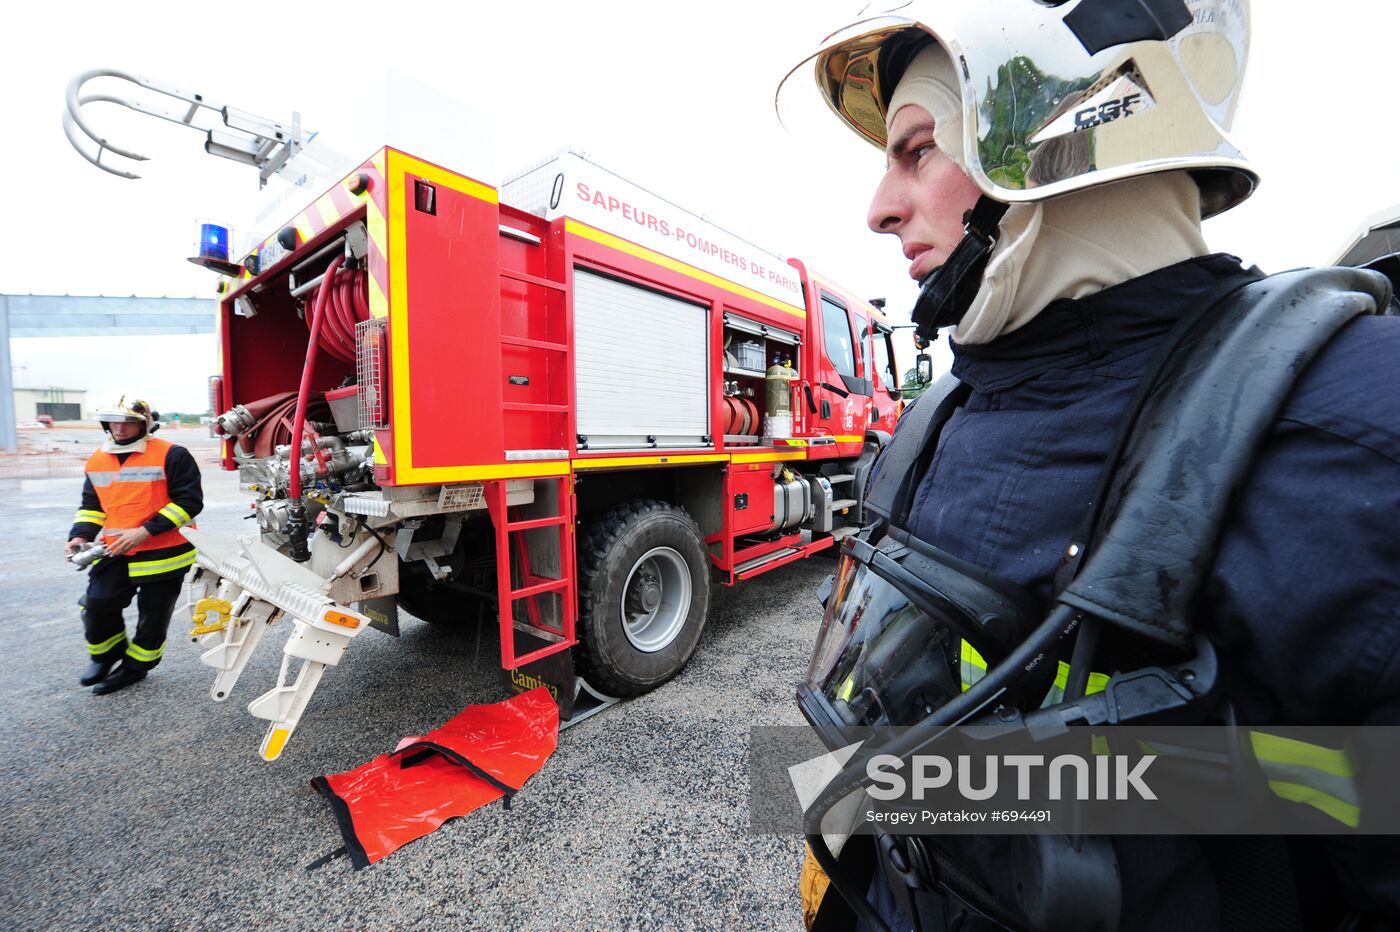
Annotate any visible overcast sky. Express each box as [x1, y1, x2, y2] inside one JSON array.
[[6, 1, 1398, 413]]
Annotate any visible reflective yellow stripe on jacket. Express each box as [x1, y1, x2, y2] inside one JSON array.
[[157, 502, 193, 528], [128, 550, 197, 577], [1250, 732, 1361, 828], [73, 508, 107, 528], [958, 641, 1109, 706], [1041, 662, 1111, 706], [960, 642, 1361, 826], [959, 640, 988, 692]]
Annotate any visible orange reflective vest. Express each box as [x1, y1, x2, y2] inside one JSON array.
[[85, 437, 196, 560]]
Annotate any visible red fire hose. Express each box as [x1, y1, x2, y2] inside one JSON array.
[[303, 265, 369, 364], [290, 254, 345, 502]]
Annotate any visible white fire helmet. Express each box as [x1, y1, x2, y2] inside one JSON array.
[[788, 0, 1256, 219], [95, 396, 156, 434]]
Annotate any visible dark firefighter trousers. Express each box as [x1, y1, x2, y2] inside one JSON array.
[[80, 557, 190, 671]]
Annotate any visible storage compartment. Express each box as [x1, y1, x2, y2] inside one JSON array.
[[722, 313, 801, 445], [735, 340, 765, 372], [730, 465, 776, 536]]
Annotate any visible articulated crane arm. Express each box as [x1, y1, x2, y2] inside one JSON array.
[[63, 68, 308, 187]]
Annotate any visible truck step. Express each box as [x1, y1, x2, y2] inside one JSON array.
[[831, 498, 859, 511], [511, 619, 565, 643], [825, 473, 855, 484], [734, 547, 798, 576], [831, 526, 861, 542]]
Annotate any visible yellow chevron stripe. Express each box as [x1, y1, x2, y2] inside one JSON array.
[[367, 271, 389, 320], [320, 190, 347, 226], [367, 149, 390, 321], [306, 194, 334, 232]]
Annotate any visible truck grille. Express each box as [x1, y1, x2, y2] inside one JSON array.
[[438, 483, 486, 511]]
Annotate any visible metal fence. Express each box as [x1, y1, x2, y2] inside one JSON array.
[[0, 434, 88, 479]]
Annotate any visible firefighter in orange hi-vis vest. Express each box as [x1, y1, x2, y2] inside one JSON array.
[[65, 397, 203, 695]]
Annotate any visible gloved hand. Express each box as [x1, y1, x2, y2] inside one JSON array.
[[106, 527, 152, 557]]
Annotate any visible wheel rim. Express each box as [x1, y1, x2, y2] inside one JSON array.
[[620, 546, 691, 653]]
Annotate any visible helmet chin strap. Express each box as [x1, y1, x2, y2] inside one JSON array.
[[910, 195, 1009, 344]]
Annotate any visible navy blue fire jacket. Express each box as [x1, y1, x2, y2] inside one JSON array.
[[895, 254, 1400, 928]]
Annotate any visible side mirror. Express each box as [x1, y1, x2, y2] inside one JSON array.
[[916, 353, 933, 385]]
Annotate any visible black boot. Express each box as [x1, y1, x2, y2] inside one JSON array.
[[80, 656, 119, 687], [92, 664, 147, 695]]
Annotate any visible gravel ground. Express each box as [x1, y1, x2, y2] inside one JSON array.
[[0, 432, 829, 930]]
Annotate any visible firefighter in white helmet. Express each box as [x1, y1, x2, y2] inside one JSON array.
[[786, 1, 1400, 929], [66, 397, 203, 694]]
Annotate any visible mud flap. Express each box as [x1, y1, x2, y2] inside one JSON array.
[[500, 629, 577, 719], [497, 630, 621, 729], [309, 688, 559, 870]]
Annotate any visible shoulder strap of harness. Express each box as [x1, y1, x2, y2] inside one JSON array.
[[863, 374, 969, 527], [1059, 266, 1393, 650]]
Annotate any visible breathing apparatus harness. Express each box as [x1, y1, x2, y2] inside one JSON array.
[[798, 265, 1395, 932]]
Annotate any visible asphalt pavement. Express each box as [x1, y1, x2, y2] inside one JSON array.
[[0, 431, 826, 930]]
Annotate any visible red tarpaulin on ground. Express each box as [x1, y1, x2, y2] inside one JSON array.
[[311, 688, 559, 869]]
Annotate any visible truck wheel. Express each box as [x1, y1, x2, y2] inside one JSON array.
[[577, 500, 710, 697]]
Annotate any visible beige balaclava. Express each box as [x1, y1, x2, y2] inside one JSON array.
[[101, 432, 148, 454], [886, 44, 1210, 345]]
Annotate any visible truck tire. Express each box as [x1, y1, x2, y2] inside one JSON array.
[[851, 440, 882, 525], [577, 500, 710, 697]]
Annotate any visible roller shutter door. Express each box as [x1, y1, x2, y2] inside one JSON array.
[[573, 269, 710, 449]]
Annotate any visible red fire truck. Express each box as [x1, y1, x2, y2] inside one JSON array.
[[183, 145, 903, 761]]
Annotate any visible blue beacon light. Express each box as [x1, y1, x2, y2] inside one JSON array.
[[198, 222, 231, 262]]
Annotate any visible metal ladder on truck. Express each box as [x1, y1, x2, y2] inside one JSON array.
[[63, 68, 312, 187]]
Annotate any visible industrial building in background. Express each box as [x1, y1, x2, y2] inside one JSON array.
[[14, 387, 86, 423], [0, 294, 214, 452]]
